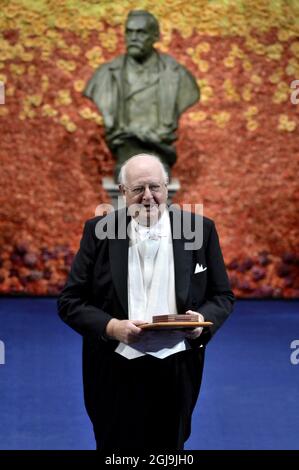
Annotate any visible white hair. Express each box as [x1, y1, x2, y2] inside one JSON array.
[[118, 154, 169, 185]]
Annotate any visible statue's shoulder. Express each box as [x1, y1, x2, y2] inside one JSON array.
[[158, 52, 184, 71], [92, 55, 126, 76]]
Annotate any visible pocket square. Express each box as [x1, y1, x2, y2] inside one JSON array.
[[194, 263, 207, 274]]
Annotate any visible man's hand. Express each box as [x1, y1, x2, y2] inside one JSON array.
[[184, 310, 204, 340], [105, 319, 144, 344]]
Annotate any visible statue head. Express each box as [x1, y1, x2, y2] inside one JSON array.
[[125, 10, 160, 61]]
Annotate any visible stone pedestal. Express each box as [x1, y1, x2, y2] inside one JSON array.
[[102, 177, 180, 209]]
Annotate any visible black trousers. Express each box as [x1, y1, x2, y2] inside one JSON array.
[[92, 347, 205, 451]]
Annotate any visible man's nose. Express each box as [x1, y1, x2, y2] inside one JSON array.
[[142, 185, 153, 199]]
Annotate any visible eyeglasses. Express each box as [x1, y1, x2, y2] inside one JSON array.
[[123, 183, 166, 196]]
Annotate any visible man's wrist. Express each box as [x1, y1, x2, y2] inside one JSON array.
[[105, 318, 118, 340]]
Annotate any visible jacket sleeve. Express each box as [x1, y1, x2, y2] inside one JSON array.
[[57, 219, 113, 339], [193, 221, 235, 347]]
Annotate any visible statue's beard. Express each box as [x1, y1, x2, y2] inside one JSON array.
[[127, 45, 148, 60]]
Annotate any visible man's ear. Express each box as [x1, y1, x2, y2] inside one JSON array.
[[119, 184, 125, 196]]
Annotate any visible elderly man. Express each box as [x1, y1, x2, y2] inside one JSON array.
[[84, 10, 200, 179], [58, 154, 234, 450]]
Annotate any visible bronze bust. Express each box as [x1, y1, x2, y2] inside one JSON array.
[[84, 10, 200, 180]]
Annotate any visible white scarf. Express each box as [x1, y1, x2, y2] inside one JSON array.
[[115, 210, 188, 359]]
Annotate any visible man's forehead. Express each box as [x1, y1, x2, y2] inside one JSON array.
[[126, 162, 163, 182], [126, 15, 151, 31]]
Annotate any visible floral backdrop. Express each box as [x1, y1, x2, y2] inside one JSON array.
[[0, 0, 299, 297]]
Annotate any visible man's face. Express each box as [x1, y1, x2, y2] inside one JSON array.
[[120, 157, 168, 226], [125, 16, 157, 61]]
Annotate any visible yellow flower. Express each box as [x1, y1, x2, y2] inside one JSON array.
[[23, 38, 35, 48], [4, 4, 19, 18], [99, 28, 118, 52], [60, 114, 71, 125], [28, 94, 43, 107], [46, 30, 60, 40], [201, 85, 213, 104], [74, 80, 85, 92], [242, 85, 253, 102], [66, 122, 77, 133], [230, 44, 244, 59], [290, 42, 299, 58], [6, 86, 15, 97], [20, 51, 34, 62], [92, 114, 103, 125], [278, 114, 296, 132], [156, 43, 169, 53], [79, 107, 94, 119], [286, 58, 299, 77], [246, 120, 258, 131], [224, 56, 235, 68], [250, 74, 262, 85], [0, 74, 7, 84], [269, 69, 283, 84], [86, 46, 104, 69], [272, 92, 289, 104], [189, 111, 207, 122], [78, 16, 99, 31], [55, 90, 72, 106], [10, 64, 25, 75], [81, 30, 90, 42], [57, 39, 68, 49], [69, 45, 81, 57], [277, 29, 292, 42], [29, 109, 37, 118], [13, 44, 25, 58], [223, 79, 240, 102], [267, 43, 283, 61], [244, 106, 258, 119], [0, 107, 8, 117], [32, 22, 47, 36], [272, 82, 290, 104], [42, 104, 58, 118], [255, 43, 266, 56], [57, 60, 77, 72], [41, 75, 49, 92], [41, 50, 52, 61], [195, 42, 210, 54], [242, 59, 253, 72], [212, 111, 230, 128], [55, 16, 71, 30], [0, 38, 9, 51], [198, 60, 209, 73], [245, 37, 266, 55], [180, 24, 194, 39]]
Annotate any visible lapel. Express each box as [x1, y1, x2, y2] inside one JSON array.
[[169, 208, 193, 314], [158, 54, 180, 126], [109, 56, 126, 128], [108, 209, 129, 316]]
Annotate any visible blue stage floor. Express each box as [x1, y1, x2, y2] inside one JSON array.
[[0, 298, 298, 450]]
